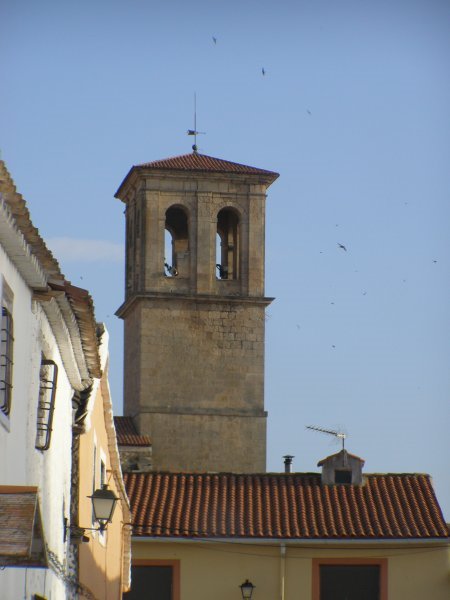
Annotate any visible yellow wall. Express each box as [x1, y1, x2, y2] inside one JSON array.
[[78, 375, 125, 600], [131, 539, 450, 600]]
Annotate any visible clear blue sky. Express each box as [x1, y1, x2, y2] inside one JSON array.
[[2, 0, 449, 518]]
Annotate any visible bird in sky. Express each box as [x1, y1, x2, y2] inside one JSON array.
[[212, 36, 217, 44], [262, 67, 266, 76], [307, 109, 311, 115], [433, 260, 437, 263], [337, 243, 347, 251]]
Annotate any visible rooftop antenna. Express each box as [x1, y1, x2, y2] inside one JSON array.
[[187, 92, 205, 153], [306, 425, 347, 450]]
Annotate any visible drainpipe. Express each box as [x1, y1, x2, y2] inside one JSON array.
[[280, 543, 286, 600]]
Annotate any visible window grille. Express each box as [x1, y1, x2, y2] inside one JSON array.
[[35, 359, 58, 451], [0, 307, 14, 416]]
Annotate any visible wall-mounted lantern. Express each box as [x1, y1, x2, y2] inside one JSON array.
[[65, 484, 119, 542], [88, 484, 119, 530], [239, 579, 255, 599]]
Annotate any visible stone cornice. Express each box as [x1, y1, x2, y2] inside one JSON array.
[[136, 407, 268, 418], [116, 291, 274, 318]]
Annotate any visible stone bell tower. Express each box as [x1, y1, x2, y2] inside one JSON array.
[[115, 151, 278, 472]]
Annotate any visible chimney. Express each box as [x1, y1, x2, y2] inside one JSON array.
[[283, 455, 294, 473]]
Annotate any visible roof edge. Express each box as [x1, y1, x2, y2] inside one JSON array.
[[115, 152, 279, 199]]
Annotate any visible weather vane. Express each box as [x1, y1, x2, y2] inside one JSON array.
[[306, 425, 348, 450], [187, 92, 205, 153]]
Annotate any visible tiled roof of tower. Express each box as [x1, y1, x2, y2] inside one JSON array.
[[138, 153, 279, 176], [115, 153, 279, 197], [124, 472, 449, 540], [114, 416, 151, 447]]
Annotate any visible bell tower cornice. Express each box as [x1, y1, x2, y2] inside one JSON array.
[[114, 152, 279, 201]]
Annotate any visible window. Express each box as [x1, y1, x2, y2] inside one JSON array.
[[0, 304, 14, 416], [164, 206, 189, 277], [312, 559, 387, 600], [124, 560, 180, 600], [216, 208, 239, 280], [35, 359, 58, 450], [100, 459, 106, 488], [335, 469, 352, 484], [92, 443, 97, 526]]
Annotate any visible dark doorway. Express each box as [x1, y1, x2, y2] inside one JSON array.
[[124, 565, 173, 599], [320, 564, 380, 600]]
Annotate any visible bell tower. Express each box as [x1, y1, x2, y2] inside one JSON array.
[[115, 152, 278, 472]]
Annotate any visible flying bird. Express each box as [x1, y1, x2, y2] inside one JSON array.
[[212, 36, 217, 44], [337, 243, 347, 252], [306, 109, 311, 115], [262, 67, 266, 76]]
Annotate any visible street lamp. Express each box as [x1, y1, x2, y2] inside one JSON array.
[[65, 484, 119, 542], [88, 484, 119, 531], [239, 579, 255, 599]]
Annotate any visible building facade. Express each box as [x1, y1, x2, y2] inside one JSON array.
[[76, 326, 131, 599], [123, 451, 450, 600], [0, 161, 129, 599]]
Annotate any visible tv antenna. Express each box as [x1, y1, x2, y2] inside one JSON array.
[[306, 425, 347, 450], [187, 92, 205, 153]]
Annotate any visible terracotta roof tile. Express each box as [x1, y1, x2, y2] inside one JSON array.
[[114, 416, 151, 447], [0, 161, 101, 381], [137, 153, 279, 176], [115, 153, 279, 198], [49, 282, 101, 378], [123, 472, 449, 540], [0, 486, 47, 567]]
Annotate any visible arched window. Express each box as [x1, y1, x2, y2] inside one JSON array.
[[216, 208, 240, 280], [164, 206, 189, 277]]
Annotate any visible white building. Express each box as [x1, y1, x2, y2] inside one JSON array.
[[0, 160, 102, 599]]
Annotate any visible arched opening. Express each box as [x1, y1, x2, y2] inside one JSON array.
[[164, 206, 189, 277], [216, 208, 240, 280]]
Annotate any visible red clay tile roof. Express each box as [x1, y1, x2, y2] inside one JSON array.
[[124, 472, 449, 540], [0, 486, 47, 567], [49, 281, 101, 378], [137, 153, 279, 176], [114, 416, 151, 447], [0, 161, 101, 381], [317, 450, 365, 466], [115, 153, 279, 198]]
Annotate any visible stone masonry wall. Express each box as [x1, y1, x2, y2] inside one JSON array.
[[125, 297, 268, 472]]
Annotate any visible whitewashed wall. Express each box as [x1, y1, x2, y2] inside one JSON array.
[[0, 242, 77, 598]]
